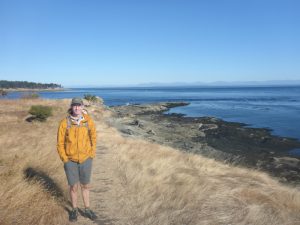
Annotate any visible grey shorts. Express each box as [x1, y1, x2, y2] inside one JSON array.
[[64, 158, 93, 186]]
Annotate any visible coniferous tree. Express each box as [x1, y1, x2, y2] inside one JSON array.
[[0, 80, 62, 89]]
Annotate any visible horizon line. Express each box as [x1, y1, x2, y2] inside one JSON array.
[[66, 80, 300, 88]]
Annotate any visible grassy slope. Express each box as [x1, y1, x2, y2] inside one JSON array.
[[102, 124, 300, 225], [1, 99, 300, 225], [0, 99, 70, 225]]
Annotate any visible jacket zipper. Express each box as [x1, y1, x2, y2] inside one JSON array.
[[76, 126, 79, 162]]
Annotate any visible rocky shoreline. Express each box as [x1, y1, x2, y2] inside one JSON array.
[[107, 102, 300, 186]]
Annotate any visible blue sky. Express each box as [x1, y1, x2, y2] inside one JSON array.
[[0, 0, 299, 87]]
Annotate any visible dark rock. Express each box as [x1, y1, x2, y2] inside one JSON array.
[[147, 129, 156, 135], [110, 101, 300, 185], [128, 119, 140, 126], [198, 123, 218, 131], [120, 129, 134, 135]]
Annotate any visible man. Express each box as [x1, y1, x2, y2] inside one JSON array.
[[57, 97, 97, 222]]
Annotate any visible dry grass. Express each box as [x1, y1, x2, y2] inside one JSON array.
[[1, 98, 300, 225], [99, 114, 300, 225], [0, 99, 71, 225]]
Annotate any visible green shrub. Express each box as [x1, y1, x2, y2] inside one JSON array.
[[29, 105, 53, 122], [84, 94, 99, 103]]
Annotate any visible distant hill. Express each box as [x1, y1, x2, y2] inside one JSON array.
[[137, 80, 300, 87], [0, 80, 62, 89]]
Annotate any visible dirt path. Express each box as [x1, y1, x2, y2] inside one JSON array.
[[73, 119, 120, 225]]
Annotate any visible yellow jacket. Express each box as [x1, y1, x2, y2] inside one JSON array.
[[57, 113, 97, 163]]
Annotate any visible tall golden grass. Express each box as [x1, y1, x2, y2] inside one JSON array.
[[1, 98, 300, 225], [0, 99, 70, 225], [100, 111, 300, 225]]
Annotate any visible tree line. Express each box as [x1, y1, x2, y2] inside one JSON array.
[[0, 80, 62, 89]]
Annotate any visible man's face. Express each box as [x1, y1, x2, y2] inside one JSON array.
[[71, 104, 83, 116]]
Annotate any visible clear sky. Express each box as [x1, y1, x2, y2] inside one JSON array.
[[1, 0, 299, 87]]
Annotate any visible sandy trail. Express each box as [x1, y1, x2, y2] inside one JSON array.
[[73, 117, 120, 225]]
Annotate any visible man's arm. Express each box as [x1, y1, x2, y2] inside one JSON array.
[[89, 118, 97, 158], [57, 119, 69, 163]]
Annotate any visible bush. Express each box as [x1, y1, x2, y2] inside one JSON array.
[[29, 105, 53, 122], [84, 94, 99, 103]]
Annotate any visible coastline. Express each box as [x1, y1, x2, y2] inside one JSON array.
[[2, 97, 299, 184], [2, 87, 67, 92], [108, 101, 300, 185]]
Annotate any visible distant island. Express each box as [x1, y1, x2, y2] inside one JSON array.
[[136, 80, 300, 87], [0, 80, 63, 90]]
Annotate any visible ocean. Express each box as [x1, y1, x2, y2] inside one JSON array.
[[4, 86, 300, 141]]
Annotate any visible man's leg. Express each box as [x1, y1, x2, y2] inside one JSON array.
[[70, 183, 79, 208], [79, 158, 97, 220], [64, 161, 80, 221], [79, 158, 92, 208], [80, 184, 90, 208], [81, 183, 97, 220]]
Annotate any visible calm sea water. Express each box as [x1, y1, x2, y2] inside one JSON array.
[[4, 86, 300, 141]]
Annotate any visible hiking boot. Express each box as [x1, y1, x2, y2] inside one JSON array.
[[69, 208, 78, 222], [84, 208, 97, 220]]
